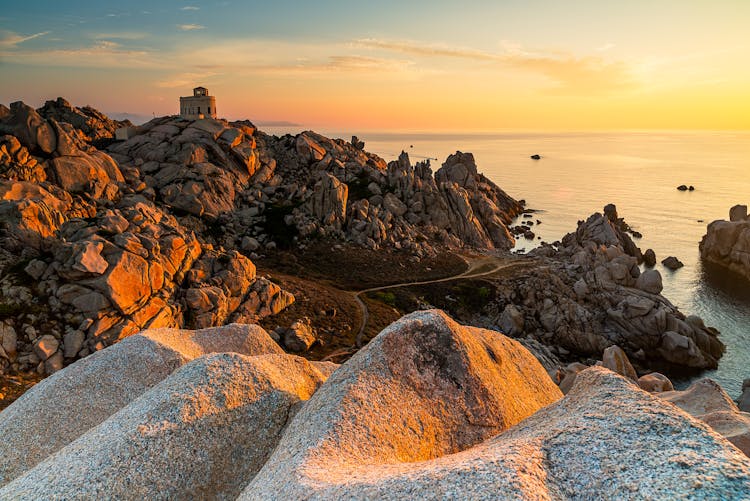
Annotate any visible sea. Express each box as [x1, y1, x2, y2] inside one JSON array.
[[266, 128, 750, 396]]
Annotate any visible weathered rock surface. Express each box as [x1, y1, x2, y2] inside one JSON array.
[[245, 363, 750, 499], [700, 205, 750, 281], [1, 353, 329, 500], [0, 323, 282, 485], [660, 378, 750, 457], [244, 309, 563, 498], [270, 138, 522, 253], [486, 205, 724, 371], [2, 311, 748, 498], [0, 102, 123, 199]]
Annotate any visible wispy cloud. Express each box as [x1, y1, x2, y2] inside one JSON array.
[[355, 38, 498, 61], [597, 43, 615, 52], [0, 40, 154, 68], [254, 55, 412, 75], [155, 71, 218, 88], [92, 31, 149, 40], [181, 6, 200, 10], [0, 30, 50, 48], [355, 38, 638, 95], [178, 24, 205, 31]]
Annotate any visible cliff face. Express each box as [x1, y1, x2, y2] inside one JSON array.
[[700, 204, 750, 281], [0, 99, 521, 376]]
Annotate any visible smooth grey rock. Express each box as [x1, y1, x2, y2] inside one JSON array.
[[0, 323, 282, 486], [1, 354, 329, 500]]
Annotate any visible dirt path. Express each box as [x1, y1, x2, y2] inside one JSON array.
[[352, 255, 526, 348]]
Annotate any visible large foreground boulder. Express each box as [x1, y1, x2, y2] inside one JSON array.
[[0, 323, 282, 486], [1, 353, 330, 500], [245, 366, 750, 499], [243, 309, 564, 498]]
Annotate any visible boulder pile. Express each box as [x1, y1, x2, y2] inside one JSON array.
[[484, 205, 724, 371], [0, 99, 524, 378], [1, 311, 748, 498], [700, 204, 750, 281]]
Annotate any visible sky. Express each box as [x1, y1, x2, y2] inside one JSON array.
[[1, 0, 749, 130]]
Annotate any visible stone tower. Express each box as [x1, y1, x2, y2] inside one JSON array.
[[179, 87, 217, 120]]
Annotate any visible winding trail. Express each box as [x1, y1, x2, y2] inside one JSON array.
[[351, 255, 529, 348]]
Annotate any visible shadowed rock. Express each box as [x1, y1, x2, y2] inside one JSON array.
[[0, 323, 282, 486]]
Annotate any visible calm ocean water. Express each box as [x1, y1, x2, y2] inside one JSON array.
[[270, 128, 750, 396]]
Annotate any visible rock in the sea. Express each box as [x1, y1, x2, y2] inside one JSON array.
[[643, 248, 656, 267], [530, 154, 541, 160], [245, 362, 750, 499], [660, 378, 750, 457], [0, 323, 282, 486], [662, 255, 684, 270], [730, 204, 748, 222], [0, 353, 330, 500], [677, 185, 689, 191]]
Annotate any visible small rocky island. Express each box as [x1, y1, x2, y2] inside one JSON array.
[[1, 97, 749, 496]]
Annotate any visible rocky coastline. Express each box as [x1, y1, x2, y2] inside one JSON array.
[[1, 98, 749, 495]]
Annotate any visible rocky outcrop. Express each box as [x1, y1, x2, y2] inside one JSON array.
[[486, 205, 724, 371], [0, 323, 283, 486], [108, 117, 261, 221], [0, 102, 301, 376], [700, 204, 750, 281], [0, 102, 123, 199], [263, 132, 522, 253], [37, 97, 130, 143], [245, 309, 563, 498]]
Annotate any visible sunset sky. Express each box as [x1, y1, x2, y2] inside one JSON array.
[[1, 0, 748, 130]]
